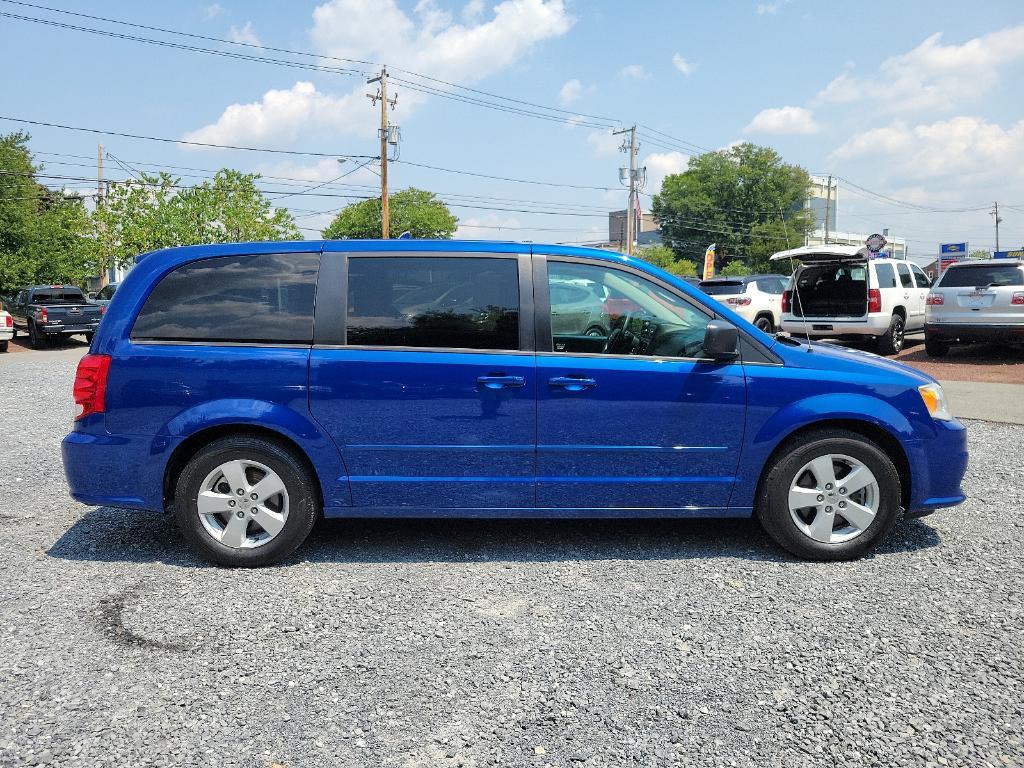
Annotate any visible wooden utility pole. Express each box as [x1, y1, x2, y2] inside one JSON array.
[[823, 175, 833, 244], [614, 125, 639, 256], [992, 201, 1002, 252], [367, 67, 397, 239]]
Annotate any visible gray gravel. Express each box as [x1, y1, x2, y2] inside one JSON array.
[[1, 346, 1022, 768]]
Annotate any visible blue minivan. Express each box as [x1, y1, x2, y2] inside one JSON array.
[[62, 241, 968, 566]]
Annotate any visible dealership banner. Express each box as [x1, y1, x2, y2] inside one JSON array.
[[940, 243, 967, 255], [703, 244, 716, 280], [994, 249, 1024, 259]]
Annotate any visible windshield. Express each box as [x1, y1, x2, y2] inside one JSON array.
[[699, 281, 745, 296], [938, 264, 1024, 288], [32, 288, 86, 304]]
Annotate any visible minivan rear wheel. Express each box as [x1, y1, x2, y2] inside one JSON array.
[[756, 428, 903, 561], [876, 314, 905, 356], [174, 435, 319, 567]]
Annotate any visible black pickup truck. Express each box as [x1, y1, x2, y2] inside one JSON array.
[[9, 285, 103, 349]]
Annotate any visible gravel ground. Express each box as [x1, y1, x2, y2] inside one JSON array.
[[1, 348, 1022, 768]]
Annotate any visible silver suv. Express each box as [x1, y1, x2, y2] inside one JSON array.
[[924, 259, 1024, 356]]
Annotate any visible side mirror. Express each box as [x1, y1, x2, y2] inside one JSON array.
[[702, 320, 739, 361]]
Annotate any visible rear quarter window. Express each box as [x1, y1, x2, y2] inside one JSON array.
[[131, 252, 320, 344]]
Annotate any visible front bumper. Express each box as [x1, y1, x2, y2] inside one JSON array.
[[925, 323, 1024, 343], [905, 418, 969, 514]]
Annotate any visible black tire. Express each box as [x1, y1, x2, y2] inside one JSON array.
[[174, 435, 320, 567], [754, 314, 774, 333], [756, 428, 903, 561], [584, 325, 606, 337], [84, 332, 95, 344], [876, 313, 905, 356], [28, 321, 46, 349], [924, 334, 949, 357], [0, 340, 7, 353]]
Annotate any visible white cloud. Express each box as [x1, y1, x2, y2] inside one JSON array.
[[815, 24, 1024, 113], [461, 0, 485, 23], [559, 78, 582, 104], [618, 64, 649, 80], [671, 53, 696, 77], [204, 3, 225, 19], [743, 105, 820, 134], [756, 2, 780, 13], [587, 130, 620, 156], [643, 150, 690, 194], [183, 81, 377, 146], [310, 0, 573, 83], [227, 21, 262, 47], [187, 0, 573, 147], [830, 116, 1024, 186]]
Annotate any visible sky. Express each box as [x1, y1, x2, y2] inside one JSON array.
[[2, 0, 1023, 261]]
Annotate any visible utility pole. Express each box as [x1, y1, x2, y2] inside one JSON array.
[[367, 67, 398, 239], [614, 125, 640, 256], [992, 201, 1002, 252], [97, 144, 108, 288], [823, 175, 832, 244]]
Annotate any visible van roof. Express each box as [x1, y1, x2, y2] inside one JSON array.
[[770, 244, 871, 261]]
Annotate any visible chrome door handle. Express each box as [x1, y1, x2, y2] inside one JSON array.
[[548, 376, 597, 392], [476, 375, 526, 390]]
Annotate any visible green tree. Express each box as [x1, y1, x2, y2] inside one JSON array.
[[0, 132, 96, 292], [93, 169, 300, 271], [636, 244, 697, 277], [719, 260, 751, 277], [651, 143, 813, 274], [323, 187, 457, 239]]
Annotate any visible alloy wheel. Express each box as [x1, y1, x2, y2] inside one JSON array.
[[196, 459, 289, 549], [787, 453, 879, 544]]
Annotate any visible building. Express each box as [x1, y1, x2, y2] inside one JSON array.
[[608, 210, 661, 249]]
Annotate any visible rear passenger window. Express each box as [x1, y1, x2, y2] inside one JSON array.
[[897, 263, 914, 289], [132, 252, 319, 344], [347, 257, 520, 350], [874, 263, 896, 288]]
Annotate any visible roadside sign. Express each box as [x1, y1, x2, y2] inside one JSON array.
[[994, 249, 1024, 259], [702, 243, 716, 280], [865, 233, 887, 253], [940, 242, 967, 255]]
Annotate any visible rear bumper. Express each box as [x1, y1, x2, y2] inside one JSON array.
[[906, 419, 968, 514], [780, 315, 889, 337], [42, 321, 100, 335], [0, 328, 12, 341], [62, 430, 172, 511], [925, 322, 1024, 343]]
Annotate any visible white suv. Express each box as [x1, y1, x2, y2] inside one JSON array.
[[772, 245, 932, 355], [924, 259, 1024, 356], [698, 274, 788, 332]]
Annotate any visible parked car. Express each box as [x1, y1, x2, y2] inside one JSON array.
[[0, 305, 12, 352], [90, 282, 119, 309], [62, 241, 967, 567], [699, 274, 788, 332], [773, 245, 932, 355], [9, 285, 103, 349], [924, 259, 1024, 356]]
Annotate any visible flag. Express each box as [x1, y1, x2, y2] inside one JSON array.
[[703, 244, 716, 280]]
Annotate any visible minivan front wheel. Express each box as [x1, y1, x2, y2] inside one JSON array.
[[757, 429, 903, 560], [174, 435, 319, 567]]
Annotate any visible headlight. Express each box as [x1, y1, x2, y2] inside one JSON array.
[[918, 383, 952, 421]]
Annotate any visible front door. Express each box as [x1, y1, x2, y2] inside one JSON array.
[[536, 257, 747, 511], [308, 251, 536, 510]]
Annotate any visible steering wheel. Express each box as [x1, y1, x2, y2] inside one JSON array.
[[604, 311, 639, 354]]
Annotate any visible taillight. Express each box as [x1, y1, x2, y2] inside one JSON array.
[[726, 296, 752, 306], [4, 315, 11, 328], [926, 293, 944, 306], [38, 307, 48, 323], [781, 290, 791, 313], [72, 354, 111, 421], [100, 305, 107, 315], [868, 288, 882, 313]]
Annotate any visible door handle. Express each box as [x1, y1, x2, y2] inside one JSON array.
[[476, 375, 526, 390], [548, 376, 597, 392]]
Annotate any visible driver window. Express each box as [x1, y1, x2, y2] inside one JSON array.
[[547, 261, 711, 358]]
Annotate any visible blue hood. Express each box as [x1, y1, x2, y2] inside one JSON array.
[[770, 337, 936, 386]]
